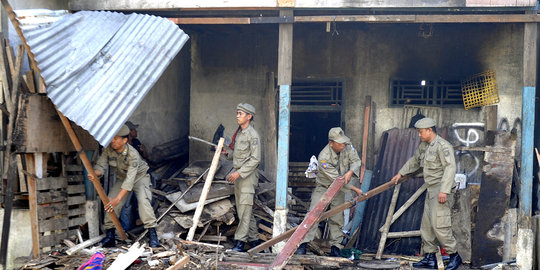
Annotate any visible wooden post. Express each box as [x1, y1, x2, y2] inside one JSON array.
[[25, 153, 41, 258], [376, 183, 401, 259], [269, 176, 347, 269], [55, 109, 126, 240], [273, 8, 294, 253], [186, 138, 224, 241], [517, 16, 537, 269], [360, 96, 371, 183], [379, 184, 427, 231]]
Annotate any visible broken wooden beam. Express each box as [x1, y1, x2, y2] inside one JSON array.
[[249, 175, 412, 256], [165, 255, 190, 270], [269, 176, 347, 269], [65, 234, 105, 255], [106, 242, 145, 270], [186, 137, 224, 241]]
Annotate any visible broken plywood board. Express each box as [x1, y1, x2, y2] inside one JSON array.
[[182, 183, 234, 203], [472, 130, 516, 267], [182, 160, 213, 176], [173, 199, 235, 229], [13, 95, 98, 152], [452, 188, 472, 261], [165, 192, 229, 213]]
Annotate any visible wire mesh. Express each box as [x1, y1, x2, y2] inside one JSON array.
[[461, 70, 499, 110]]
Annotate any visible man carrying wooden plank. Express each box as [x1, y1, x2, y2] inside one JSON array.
[[391, 118, 462, 270], [221, 103, 261, 252], [296, 127, 363, 256], [88, 125, 159, 247]]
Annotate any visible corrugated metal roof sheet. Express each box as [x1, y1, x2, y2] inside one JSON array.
[[357, 128, 449, 255], [18, 10, 189, 146]]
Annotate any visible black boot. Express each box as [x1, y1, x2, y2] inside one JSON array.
[[295, 243, 307, 255], [250, 239, 263, 248], [232, 240, 245, 252], [329, 245, 341, 257], [445, 252, 462, 270], [101, 229, 116, 247], [148, 228, 160, 247], [412, 253, 436, 269]]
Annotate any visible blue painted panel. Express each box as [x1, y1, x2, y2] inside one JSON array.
[[521, 86, 535, 216], [350, 170, 373, 235], [276, 85, 291, 210]]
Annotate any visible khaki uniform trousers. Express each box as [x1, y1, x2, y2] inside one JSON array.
[[302, 185, 345, 247], [421, 187, 457, 254], [234, 172, 259, 242], [104, 174, 157, 229]]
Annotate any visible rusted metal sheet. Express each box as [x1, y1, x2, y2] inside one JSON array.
[[357, 128, 449, 255], [269, 176, 346, 270], [472, 130, 516, 266], [17, 10, 189, 146]]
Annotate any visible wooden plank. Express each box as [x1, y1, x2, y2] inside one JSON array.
[[65, 234, 105, 255], [68, 207, 86, 217], [37, 203, 68, 220], [378, 183, 426, 231], [13, 95, 99, 153], [25, 154, 40, 258], [68, 217, 86, 227], [264, 72, 277, 183], [360, 96, 371, 183], [387, 230, 421, 238], [472, 131, 516, 266], [24, 70, 35, 93], [169, 17, 250, 24], [16, 154, 26, 192], [170, 14, 540, 25], [277, 10, 293, 85], [67, 195, 86, 206], [67, 175, 84, 183], [64, 164, 83, 172], [186, 138, 224, 241], [39, 231, 68, 248], [166, 255, 190, 270], [269, 176, 347, 269], [39, 217, 69, 233], [376, 184, 401, 259], [249, 175, 412, 255], [37, 190, 67, 204], [36, 177, 67, 191], [67, 184, 85, 194]]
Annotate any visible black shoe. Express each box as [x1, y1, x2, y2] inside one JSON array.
[[232, 240, 245, 252], [148, 228, 160, 247], [412, 253, 436, 269], [445, 252, 462, 270], [295, 243, 307, 255], [101, 229, 116, 247], [329, 245, 341, 257]]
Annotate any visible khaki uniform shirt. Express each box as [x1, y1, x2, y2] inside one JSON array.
[[95, 144, 150, 191], [398, 135, 456, 194], [227, 125, 261, 190], [316, 144, 361, 192]]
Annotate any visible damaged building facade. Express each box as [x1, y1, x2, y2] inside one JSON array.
[[0, 0, 539, 269]]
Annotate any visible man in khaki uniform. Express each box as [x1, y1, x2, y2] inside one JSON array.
[[391, 118, 462, 270], [222, 103, 261, 252], [296, 127, 363, 256], [88, 125, 159, 248]]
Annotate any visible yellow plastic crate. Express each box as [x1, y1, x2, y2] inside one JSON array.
[[461, 70, 499, 110]]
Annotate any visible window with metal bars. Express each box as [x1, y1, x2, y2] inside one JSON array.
[[389, 79, 463, 107], [290, 80, 343, 111]]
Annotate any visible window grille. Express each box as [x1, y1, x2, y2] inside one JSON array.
[[389, 79, 463, 107], [291, 80, 343, 107]]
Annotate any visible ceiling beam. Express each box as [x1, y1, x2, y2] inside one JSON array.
[[170, 14, 540, 24]]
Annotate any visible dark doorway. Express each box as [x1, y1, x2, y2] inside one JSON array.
[[289, 111, 341, 162]]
